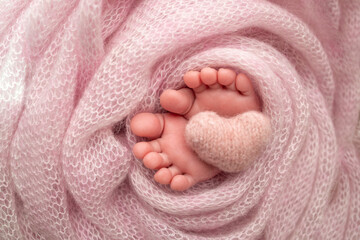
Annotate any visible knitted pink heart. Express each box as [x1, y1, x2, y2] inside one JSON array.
[[185, 111, 272, 172]]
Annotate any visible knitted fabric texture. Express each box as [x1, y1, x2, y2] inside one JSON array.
[[185, 111, 272, 173], [1, 0, 360, 239]]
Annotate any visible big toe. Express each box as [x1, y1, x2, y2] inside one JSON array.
[[160, 88, 195, 115], [130, 113, 164, 139]]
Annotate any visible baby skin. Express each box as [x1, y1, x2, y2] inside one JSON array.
[[131, 68, 270, 191]]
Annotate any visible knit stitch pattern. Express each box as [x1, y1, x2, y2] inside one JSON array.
[[0, 0, 359, 239], [185, 111, 272, 173]]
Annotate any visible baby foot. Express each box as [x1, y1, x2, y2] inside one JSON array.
[[160, 67, 270, 172], [131, 113, 219, 191], [160, 67, 261, 119]]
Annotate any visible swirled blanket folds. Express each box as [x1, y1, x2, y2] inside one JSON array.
[[1, 0, 360, 239]]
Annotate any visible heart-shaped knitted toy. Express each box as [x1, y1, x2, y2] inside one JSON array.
[[185, 111, 272, 172]]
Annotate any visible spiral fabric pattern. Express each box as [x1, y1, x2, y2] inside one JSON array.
[[1, 0, 359, 239]]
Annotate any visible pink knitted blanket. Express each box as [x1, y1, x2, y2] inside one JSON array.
[[1, 0, 360, 239]]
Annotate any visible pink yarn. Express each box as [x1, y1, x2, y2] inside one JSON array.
[[1, 0, 359, 239], [185, 111, 272, 173]]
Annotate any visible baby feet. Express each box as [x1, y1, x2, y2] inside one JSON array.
[[131, 67, 269, 191]]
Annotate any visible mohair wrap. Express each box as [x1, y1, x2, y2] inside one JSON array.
[[0, 0, 359, 239]]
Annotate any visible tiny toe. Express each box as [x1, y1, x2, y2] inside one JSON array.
[[218, 68, 237, 86], [154, 165, 182, 185], [154, 168, 173, 185], [200, 67, 217, 86], [130, 113, 164, 139], [160, 88, 195, 115], [143, 152, 170, 170], [183, 71, 201, 88], [133, 141, 160, 159], [236, 73, 254, 96], [183, 71, 207, 93], [170, 174, 196, 191]]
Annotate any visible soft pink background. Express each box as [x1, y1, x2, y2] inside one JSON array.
[[0, 0, 359, 239]]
